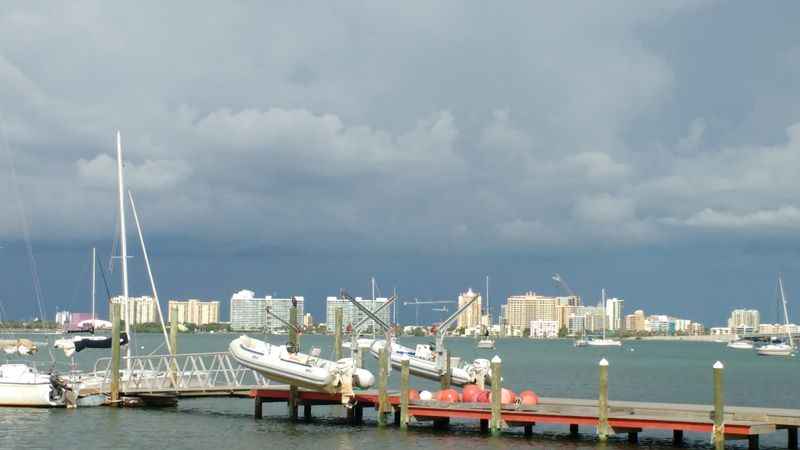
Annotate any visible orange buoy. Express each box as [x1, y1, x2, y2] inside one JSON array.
[[408, 389, 420, 401], [475, 390, 491, 403], [519, 390, 539, 405], [462, 384, 483, 403], [435, 388, 461, 403], [490, 388, 517, 405]]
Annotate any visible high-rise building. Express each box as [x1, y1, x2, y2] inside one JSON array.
[[504, 292, 579, 332], [168, 299, 220, 326], [605, 297, 624, 331], [728, 309, 760, 333], [325, 296, 391, 332], [229, 290, 304, 331], [303, 313, 314, 328], [529, 320, 559, 339], [624, 309, 646, 332], [457, 288, 482, 329], [109, 295, 157, 324]]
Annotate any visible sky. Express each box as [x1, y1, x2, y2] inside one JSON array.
[[1, 1, 800, 326]]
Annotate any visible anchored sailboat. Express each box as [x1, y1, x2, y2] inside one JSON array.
[[757, 274, 795, 357], [586, 288, 622, 347]]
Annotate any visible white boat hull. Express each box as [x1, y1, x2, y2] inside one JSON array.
[[0, 364, 64, 407], [586, 339, 622, 347], [727, 341, 754, 350], [229, 336, 373, 392], [476, 340, 495, 349], [757, 344, 794, 357], [370, 340, 492, 386]]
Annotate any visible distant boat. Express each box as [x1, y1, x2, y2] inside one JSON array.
[[726, 340, 754, 350], [585, 288, 622, 347], [476, 338, 495, 349], [756, 274, 795, 357], [573, 338, 589, 347], [475, 276, 495, 350]]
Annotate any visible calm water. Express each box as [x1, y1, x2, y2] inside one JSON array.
[[2, 333, 799, 449]]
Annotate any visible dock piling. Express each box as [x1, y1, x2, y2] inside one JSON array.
[[110, 303, 121, 406], [334, 306, 343, 360], [254, 397, 263, 419], [304, 402, 312, 421], [789, 426, 798, 449], [377, 344, 390, 426], [441, 349, 451, 390], [490, 355, 502, 436], [712, 361, 724, 450], [672, 429, 684, 446], [597, 358, 610, 441], [400, 357, 410, 430], [570, 424, 579, 436], [288, 302, 299, 421]]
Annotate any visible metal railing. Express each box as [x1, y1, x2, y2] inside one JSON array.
[[84, 351, 270, 394]]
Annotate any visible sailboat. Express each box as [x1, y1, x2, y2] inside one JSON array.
[[757, 274, 795, 357], [476, 276, 496, 349], [586, 288, 622, 347]]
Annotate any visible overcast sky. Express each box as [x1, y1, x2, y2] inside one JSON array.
[[2, 1, 800, 325]]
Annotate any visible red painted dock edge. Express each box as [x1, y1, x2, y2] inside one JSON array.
[[250, 388, 777, 446]]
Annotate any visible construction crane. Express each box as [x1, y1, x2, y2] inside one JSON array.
[[552, 273, 577, 298], [403, 299, 456, 325]]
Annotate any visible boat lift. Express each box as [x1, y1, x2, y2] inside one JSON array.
[[342, 291, 396, 365], [265, 298, 303, 353], [433, 294, 480, 377]]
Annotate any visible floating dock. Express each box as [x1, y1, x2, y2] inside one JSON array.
[[250, 386, 799, 450]]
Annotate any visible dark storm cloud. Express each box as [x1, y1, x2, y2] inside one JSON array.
[[1, 0, 800, 255]]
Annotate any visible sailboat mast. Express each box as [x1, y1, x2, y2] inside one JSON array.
[[91, 247, 96, 323], [778, 274, 794, 348], [116, 131, 131, 368], [371, 277, 376, 339], [486, 275, 489, 323]]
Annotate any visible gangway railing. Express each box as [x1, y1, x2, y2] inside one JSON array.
[[82, 351, 270, 395]]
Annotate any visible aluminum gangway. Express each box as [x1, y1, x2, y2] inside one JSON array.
[[81, 351, 270, 397]]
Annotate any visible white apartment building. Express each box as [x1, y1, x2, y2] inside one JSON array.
[[325, 296, 391, 332], [728, 309, 760, 334], [109, 295, 157, 325], [168, 299, 220, 326], [605, 297, 624, 331], [229, 289, 304, 331], [530, 320, 559, 339], [457, 288, 482, 329]]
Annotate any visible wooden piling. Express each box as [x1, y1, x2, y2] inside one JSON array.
[[110, 303, 121, 406], [672, 429, 684, 445], [304, 402, 312, 421], [288, 303, 299, 420], [712, 361, 724, 450], [400, 357, 410, 430], [490, 355, 502, 436], [597, 358, 610, 441], [748, 434, 759, 450], [441, 349, 451, 390], [169, 305, 178, 387], [789, 426, 798, 449], [377, 345, 390, 426], [334, 306, 343, 360], [570, 424, 579, 436], [254, 397, 263, 419]]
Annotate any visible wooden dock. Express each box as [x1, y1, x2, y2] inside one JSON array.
[[251, 386, 799, 450]]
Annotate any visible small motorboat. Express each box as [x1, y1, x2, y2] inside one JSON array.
[[341, 338, 375, 350], [726, 340, 754, 350], [370, 339, 493, 386], [230, 335, 374, 399]]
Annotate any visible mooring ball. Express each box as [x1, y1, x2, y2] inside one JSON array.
[[436, 389, 460, 403], [407, 389, 420, 401], [419, 390, 433, 401], [475, 390, 491, 403], [462, 384, 483, 403], [490, 388, 517, 404], [519, 390, 540, 405]]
